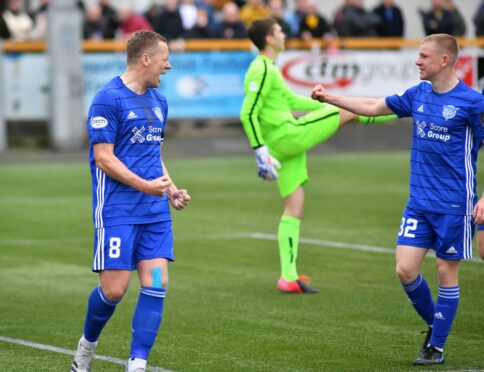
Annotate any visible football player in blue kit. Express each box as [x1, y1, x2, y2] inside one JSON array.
[[311, 33, 484, 365], [473, 87, 484, 259], [71, 30, 191, 372]]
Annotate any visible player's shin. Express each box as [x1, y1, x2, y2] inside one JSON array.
[[429, 286, 460, 350], [278, 215, 301, 282], [83, 285, 120, 342], [402, 273, 435, 327], [358, 114, 397, 124], [130, 286, 166, 361]]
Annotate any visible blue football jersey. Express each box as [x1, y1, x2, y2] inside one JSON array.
[[87, 77, 171, 228], [386, 81, 484, 215]]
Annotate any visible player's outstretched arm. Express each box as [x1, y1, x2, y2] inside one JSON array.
[[311, 84, 393, 117], [94, 143, 172, 196], [162, 161, 191, 210]]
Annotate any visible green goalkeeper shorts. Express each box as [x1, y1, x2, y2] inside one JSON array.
[[267, 106, 340, 198]]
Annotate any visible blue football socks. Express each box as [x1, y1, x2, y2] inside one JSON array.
[[430, 285, 460, 349], [130, 287, 166, 360], [83, 285, 119, 343], [402, 273, 435, 326]]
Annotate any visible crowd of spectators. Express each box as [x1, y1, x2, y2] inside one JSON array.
[[1, 0, 484, 42]]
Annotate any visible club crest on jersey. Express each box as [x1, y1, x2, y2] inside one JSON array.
[[131, 126, 145, 143], [152, 107, 164, 123], [249, 81, 258, 92], [442, 105, 459, 121], [90, 116, 108, 129], [416, 120, 426, 138]]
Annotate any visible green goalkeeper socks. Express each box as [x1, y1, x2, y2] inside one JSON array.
[[358, 114, 397, 124], [278, 215, 301, 282]]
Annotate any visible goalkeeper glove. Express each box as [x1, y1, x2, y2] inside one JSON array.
[[254, 145, 281, 181]]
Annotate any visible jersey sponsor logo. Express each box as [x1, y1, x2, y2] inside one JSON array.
[[146, 125, 164, 142], [416, 121, 426, 138], [130, 126, 164, 144], [90, 116, 108, 129], [131, 126, 145, 143], [152, 107, 164, 123], [248, 81, 258, 92], [416, 121, 451, 142], [417, 104, 424, 112], [442, 105, 459, 121], [127, 111, 138, 119]]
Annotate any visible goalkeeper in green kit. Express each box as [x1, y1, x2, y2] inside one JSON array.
[[240, 18, 396, 294]]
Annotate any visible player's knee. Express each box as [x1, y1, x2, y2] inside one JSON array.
[[395, 263, 417, 283], [161, 269, 169, 288], [287, 210, 303, 219], [102, 285, 128, 302], [478, 243, 484, 260], [283, 205, 303, 219], [435, 260, 459, 286]]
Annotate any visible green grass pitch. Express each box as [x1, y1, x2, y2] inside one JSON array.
[[0, 152, 483, 371]]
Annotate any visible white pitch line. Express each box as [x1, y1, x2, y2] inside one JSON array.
[[0, 336, 175, 372], [239, 232, 484, 264], [244, 232, 395, 253]]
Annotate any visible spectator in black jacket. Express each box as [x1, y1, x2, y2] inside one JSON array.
[[0, 13, 10, 38], [184, 7, 213, 38], [338, 0, 380, 37], [421, 0, 454, 36], [154, 0, 185, 41], [444, 0, 466, 37], [84, 3, 119, 40], [213, 2, 247, 39], [473, 0, 484, 36], [373, 0, 404, 37], [99, 0, 119, 39]]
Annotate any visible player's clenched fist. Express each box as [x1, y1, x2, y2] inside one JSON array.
[[311, 84, 328, 102], [144, 175, 172, 196], [168, 189, 191, 210]]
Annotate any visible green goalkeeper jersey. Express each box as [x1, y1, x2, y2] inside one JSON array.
[[240, 54, 325, 148]]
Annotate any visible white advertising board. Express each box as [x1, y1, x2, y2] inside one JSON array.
[[277, 50, 476, 97]]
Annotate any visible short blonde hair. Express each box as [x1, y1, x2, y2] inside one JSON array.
[[422, 33, 459, 66]]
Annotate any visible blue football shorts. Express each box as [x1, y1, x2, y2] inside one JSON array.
[[92, 220, 174, 272], [396, 207, 474, 260], [477, 224, 484, 231]]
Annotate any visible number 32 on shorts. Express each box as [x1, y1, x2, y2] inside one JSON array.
[[399, 218, 418, 238]]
